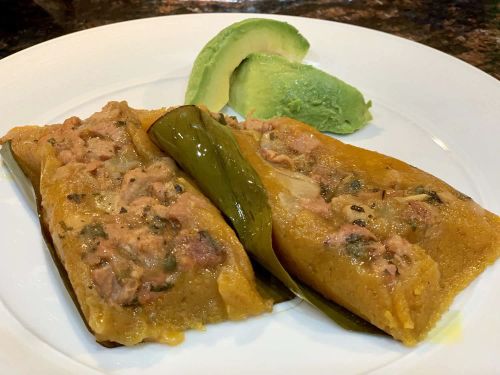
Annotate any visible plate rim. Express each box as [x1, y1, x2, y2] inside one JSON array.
[[0, 12, 498, 375]]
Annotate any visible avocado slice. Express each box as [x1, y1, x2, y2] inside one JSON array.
[[229, 53, 372, 134], [185, 18, 310, 111]]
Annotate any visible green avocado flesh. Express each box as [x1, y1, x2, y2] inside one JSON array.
[[185, 18, 310, 111], [229, 53, 372, 134]]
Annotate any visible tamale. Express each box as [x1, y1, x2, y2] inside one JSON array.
[[0, 101, 271, 346], [229, 116, 499, 345], [148, 105, 378, 332]]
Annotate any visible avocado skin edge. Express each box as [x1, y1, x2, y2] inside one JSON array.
[[185, 18, 310, 111], [229, 53, 372, 134]]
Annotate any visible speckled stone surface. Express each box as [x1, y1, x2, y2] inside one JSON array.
[[0, 0, 498, 79]]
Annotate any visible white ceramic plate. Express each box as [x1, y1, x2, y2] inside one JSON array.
[[0, 13, 498, 375]]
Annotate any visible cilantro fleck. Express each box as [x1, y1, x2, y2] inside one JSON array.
[[162, 254, 177, 272], [151, 282, 174, 292], [67, 193, 85, 203], [80, 223, 108, 239]]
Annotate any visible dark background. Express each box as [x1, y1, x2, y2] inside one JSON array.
[[0, 0, 498, 79]]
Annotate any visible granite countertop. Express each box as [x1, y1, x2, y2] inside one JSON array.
[[0, 0, 498, 79]]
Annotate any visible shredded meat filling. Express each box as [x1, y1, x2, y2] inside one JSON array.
[[240, 119, 449, 288], [49, 102, 227, 307], [324, 224, 415, 282]]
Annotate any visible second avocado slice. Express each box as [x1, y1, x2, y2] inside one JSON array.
[[229, 53, 372, 134]]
